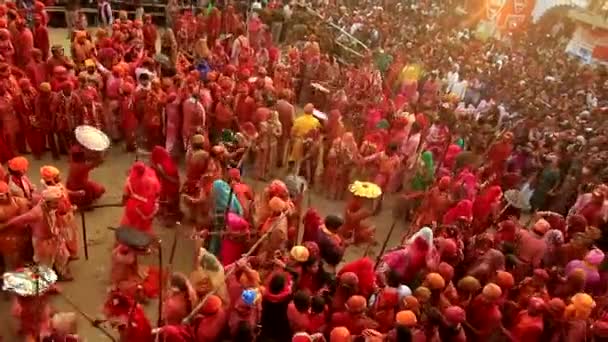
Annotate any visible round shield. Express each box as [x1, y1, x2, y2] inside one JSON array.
[[3, 265, 57, 296], [349, 181, 382, 199], [75, 125, 111, 152], [115, 226, 153, 252]]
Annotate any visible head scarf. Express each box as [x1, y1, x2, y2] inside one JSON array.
[[473, 185, 502, 219], [408, 226, 433, 245], [443, 200, 473, 224], [212, 179, 243, 215]]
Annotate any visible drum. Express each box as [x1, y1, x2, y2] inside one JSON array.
[[114, 226, 154, 252]]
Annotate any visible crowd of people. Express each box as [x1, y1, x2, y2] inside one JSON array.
[[0, 0, 608, 341]]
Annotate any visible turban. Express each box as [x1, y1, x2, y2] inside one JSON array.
[[84, 59, 95, 68], [290, 245, 310, 263], [59, 81, 73, 91], [346, 295, 366, 313], [329, 327, 351, 342], [268, 196, 287, 213], [482, 283, 502, 301], [532, 218, 550, 235], [585, 248, 605, 266], [8, 156, 28, 172], [495, 271, 515, 290], [339, 272, 358, 287], [414, 287, 431, 302], [42, 187, 62, 201], [403, 295, 419, 311], [39, 82, 51, 92], [201, 295, 222, 315], [40, 166, 60, 182], [444, 306, 466, 325], [303, 241, 320, 259], [395, 310, 417, 326], [18, 78, 30, 89], [397, 285, 412, 299], [457, 276, 481, 292], [547, 298, 566, 317], [437, 262, 454, 282], [528, 297, 546, 314], [191, 134, 205, 145], [425, 273, 445, 290]]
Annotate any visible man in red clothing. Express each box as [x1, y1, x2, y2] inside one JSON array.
[[142, 14, 157, 54], [33, 14, 49, 61]]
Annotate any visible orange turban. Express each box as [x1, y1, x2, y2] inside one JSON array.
[[8, 156, 28, 173], [495, 271, 515, 290], [329, 327, 351, 342], [482, 283, 502, 301], [346, 295, 366, 313], [290, 245, 310, 263], [40, 165, 60, 182], [425, 273, 445, 290], [39, 82, 51, 92], [403, 295, 419, 311], [201, 295, 222, 315], [395, 310, 417, 326]]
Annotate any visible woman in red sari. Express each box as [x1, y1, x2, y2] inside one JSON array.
[[220, 213, 250, 266], [472, 185, 503, 234], [121, 162, 160, 234], [150, 146, 181, 227]]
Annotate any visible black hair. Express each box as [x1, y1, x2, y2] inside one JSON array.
[[386, 270, 401, 288], [324, 215, 344, 231], [311, 295, 325, 314], [293, 290, 311, 312], [395, 326, 413, 342], [268, 274, 286, 294]]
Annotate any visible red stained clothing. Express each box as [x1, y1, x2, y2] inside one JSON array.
[[66, 161, 105, 207], [151, 146, 180, 211], [195, 309, 227, 342], [287, 302, 310, 334], [33, 24, 49, 60], [511, 312, 543, 342], [142, 24, 157, 53], [466, 295, 502, 339], [25, 60, 47, 88], [338, 258, 376, 298], [13, 27, 34, 68], [329, 311, 379, 336]]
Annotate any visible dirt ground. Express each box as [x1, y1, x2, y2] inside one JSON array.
[[0, 28, 406, 341]]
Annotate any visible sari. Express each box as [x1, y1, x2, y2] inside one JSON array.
[[209, 180, 243, 255], [410, 151, 435, 192], [150, 146, 181, 223]]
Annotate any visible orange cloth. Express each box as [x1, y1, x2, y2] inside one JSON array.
[[8, 157, 28, 173]]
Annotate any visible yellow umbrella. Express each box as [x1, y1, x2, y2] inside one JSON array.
[[349, 181, 382, 199]]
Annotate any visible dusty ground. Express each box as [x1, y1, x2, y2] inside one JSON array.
[[0, 28, 406, 340]]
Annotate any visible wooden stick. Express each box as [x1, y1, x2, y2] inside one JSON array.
[[59, 293, 117, 341], [373, 219, 398, 270], [80, 210, 89, 260], [181, 212, 287, 324]]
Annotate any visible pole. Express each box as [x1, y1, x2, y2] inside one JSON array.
[[182, 212, 287, 324], [59, 294, 117, 341], [157, 238, 164, 327], [373, 219, 398, 270], [80, 210, 89, 260]]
